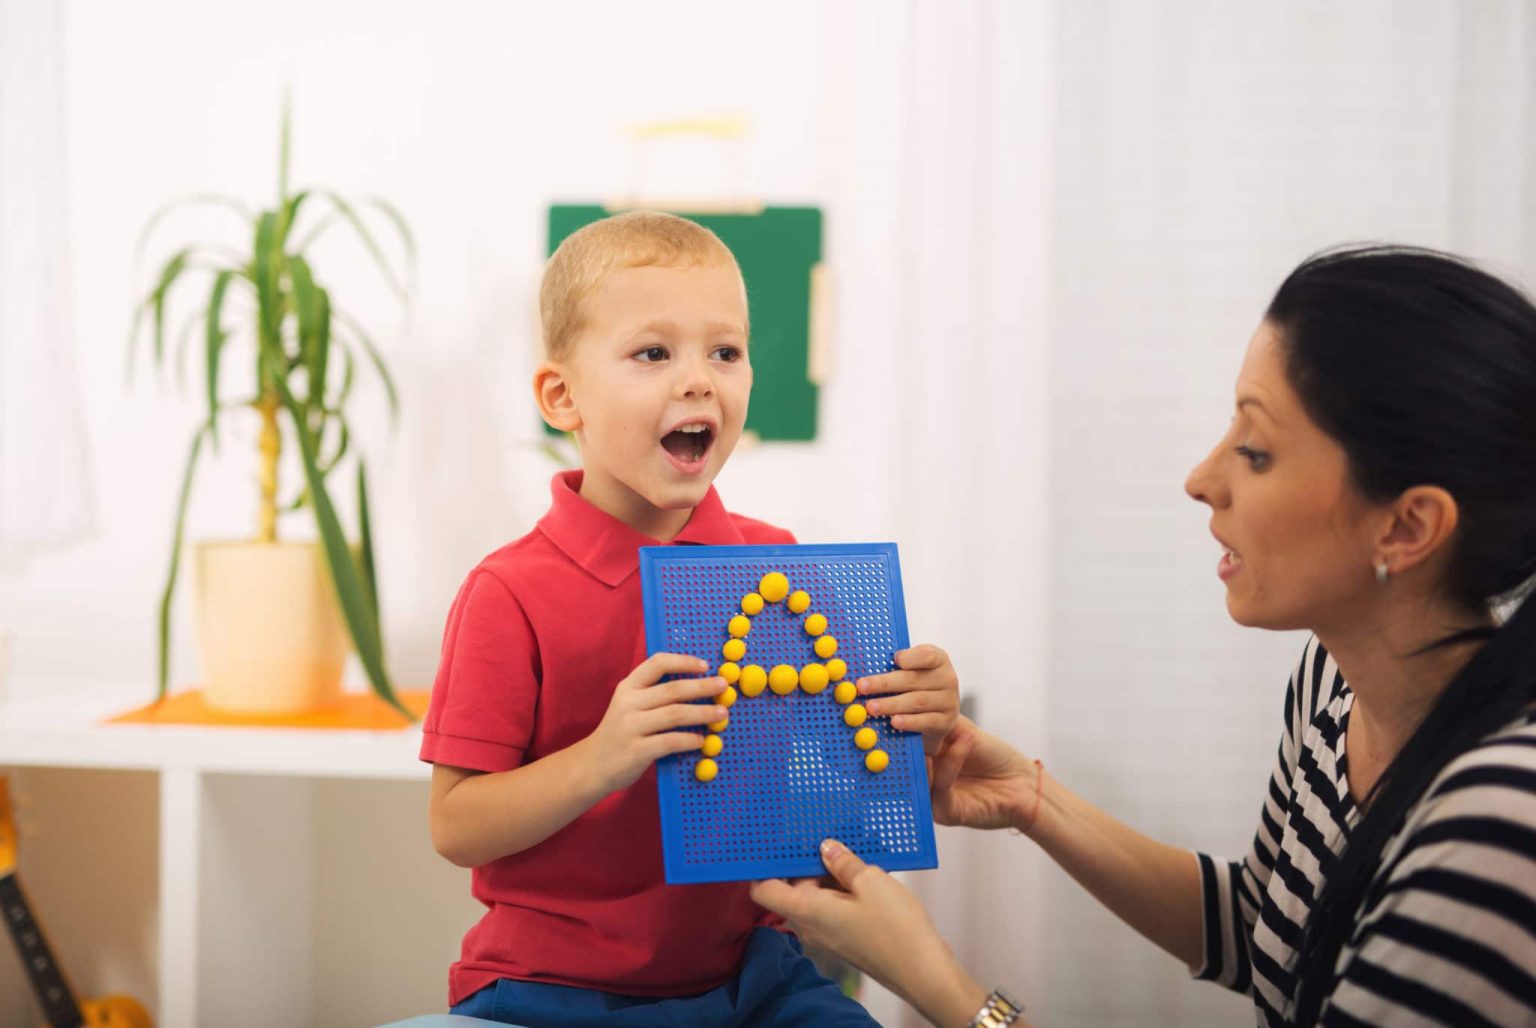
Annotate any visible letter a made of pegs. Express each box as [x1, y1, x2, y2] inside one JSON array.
[[693, 571, 889, 783]]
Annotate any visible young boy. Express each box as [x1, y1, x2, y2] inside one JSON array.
[[422, 211, 959, 1026]]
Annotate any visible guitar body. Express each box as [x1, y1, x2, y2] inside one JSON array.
[[77, 996, 154, 1028]]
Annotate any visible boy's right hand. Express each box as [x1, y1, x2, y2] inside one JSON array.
[[585, 653, 727, 795]]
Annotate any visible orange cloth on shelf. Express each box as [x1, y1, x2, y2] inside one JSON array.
[[105, 689, 430, 730]]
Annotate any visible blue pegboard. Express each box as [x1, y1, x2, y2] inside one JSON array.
[[639, 543, 939, 884]]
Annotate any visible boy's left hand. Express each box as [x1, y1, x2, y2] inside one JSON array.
[[856, 644, 959, 754]]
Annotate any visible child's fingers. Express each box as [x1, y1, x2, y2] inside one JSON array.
[[636, 675, 726, 710], [646, 731, 713, 760], [894, 644, 948, 671], [638, 702, 727, 735], [624, 652, 710, 690], [855, 670, 917, 696], [864, 689, 950, 717], [890, 712, 953, 736]]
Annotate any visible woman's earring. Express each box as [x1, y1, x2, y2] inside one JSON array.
[[1374, 560, 1390, 584]]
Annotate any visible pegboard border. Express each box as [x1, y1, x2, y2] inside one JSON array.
[[640, 542, 939, 883]]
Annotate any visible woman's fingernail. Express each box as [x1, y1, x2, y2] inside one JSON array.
[[821, 839, 844, 854], [866, 700, 879, 714]]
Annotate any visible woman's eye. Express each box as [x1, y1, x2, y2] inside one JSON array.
[[1235, 445, 1270, 470], [711, 345, 743, 363], [634, 346, 668, 363]]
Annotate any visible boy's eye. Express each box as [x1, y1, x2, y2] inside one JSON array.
[[634, 346, 668, 363], [711, 345, 743, 363], [1235, 445, 1270, 470]]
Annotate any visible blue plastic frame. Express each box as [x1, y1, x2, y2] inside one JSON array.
[[640, 542, 939, 884]]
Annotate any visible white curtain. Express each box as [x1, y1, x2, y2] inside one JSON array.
[[0, 0, 94, 570], [880, 0, 1055, 1020], [802, 4, 1056, 1020]]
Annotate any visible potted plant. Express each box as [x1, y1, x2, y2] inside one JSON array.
[[129, 100, 413, 718]]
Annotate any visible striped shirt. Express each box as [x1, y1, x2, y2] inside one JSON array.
[[1195, 636, 1536, 1026]]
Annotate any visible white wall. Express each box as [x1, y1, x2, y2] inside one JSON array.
[[16, 0, 872, 689], [4, 1, 1535, 1026], [1043, 2, 1536, 1024], [2, 1, 1048, 1024]]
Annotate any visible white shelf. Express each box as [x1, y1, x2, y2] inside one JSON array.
[[0, 678, 429, 779], [0, 678, 450, 1028]]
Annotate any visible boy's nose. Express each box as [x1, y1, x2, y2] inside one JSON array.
[[677, 362, 714, 399]]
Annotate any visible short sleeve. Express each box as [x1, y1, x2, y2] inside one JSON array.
[[418, 568, 540, 772]]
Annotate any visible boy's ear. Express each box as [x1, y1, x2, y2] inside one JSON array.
[[533, 361, 582, 432]]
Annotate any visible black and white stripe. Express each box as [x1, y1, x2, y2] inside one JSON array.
[[1194, 636, 1536, 1026]]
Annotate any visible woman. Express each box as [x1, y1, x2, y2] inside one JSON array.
[[752, 247, 1536, 1027]]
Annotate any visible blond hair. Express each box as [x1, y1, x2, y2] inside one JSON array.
[[539, 210, 745, 360]]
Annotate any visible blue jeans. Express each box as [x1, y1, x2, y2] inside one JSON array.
[[450, 927, 878, 1027]]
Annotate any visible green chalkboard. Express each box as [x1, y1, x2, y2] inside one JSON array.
[[546, 205, 823, 442]]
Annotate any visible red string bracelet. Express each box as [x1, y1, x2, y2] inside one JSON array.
[[1019, 758, 1045, 833]]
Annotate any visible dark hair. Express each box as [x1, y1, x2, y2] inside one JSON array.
[[1267, 246, 1536, 1025]]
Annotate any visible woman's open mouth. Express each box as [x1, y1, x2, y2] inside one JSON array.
[[660, 423, 715, 472], [1218, 546, 1244, 581]]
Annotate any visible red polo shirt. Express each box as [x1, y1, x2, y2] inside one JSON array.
[[420, 470, 795, 1004]]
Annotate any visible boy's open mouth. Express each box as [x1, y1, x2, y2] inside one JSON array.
[[661, 423, 715, 465]]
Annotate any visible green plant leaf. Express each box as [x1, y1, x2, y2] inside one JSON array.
[[278, 190, 310, 252], [133, 194, 252, 267], [252, 211, 284, 364], [537, 438, 579, 469], [175, 271, 254, 388], [205, 270, 236, 452], [172, 305, 207, 390], [357, 460, 380, 629], [128, 247, 254, 383], [157, 425, 209, 702], [334, 309, 399, 422], [138, 248, 193, 372], [310, 191, 408, 301], [281, 412, 348, 511], [333, 343, 357, 410], [279, 89, 292, 208], [319, 414, 350, 475], [269, 373, 409, 719], [314, 284, 332, 414], [364, 197, 417, 290], [287, 255, 331, 431], [297, 196, 418, 293]]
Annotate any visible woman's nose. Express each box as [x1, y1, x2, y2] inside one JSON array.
[[1185, 445, 1223, 507]]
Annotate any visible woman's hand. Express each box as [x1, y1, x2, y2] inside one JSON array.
[[929, 716, 1041, 833], [751, 841, 991, 1027]]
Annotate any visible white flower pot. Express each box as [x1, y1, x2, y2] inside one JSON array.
[[194, 540, 347, 714]]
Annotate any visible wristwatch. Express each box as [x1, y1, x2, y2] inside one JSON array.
[[966, 986, 1023, 1027]]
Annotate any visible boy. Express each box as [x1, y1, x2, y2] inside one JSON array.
[[422, 211, 958, 1026]]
